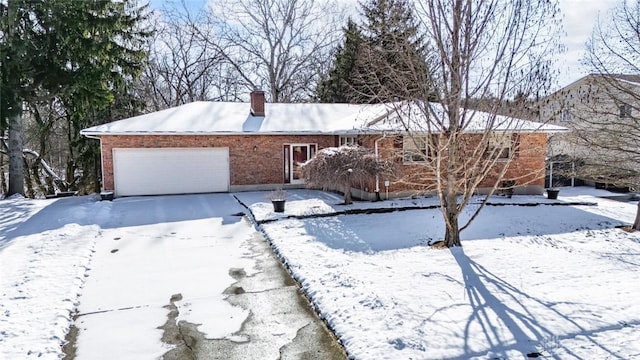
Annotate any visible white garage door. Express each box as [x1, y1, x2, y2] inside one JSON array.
[[113, 148, 229, 196]]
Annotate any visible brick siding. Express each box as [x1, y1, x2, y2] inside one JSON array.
[[99, 132, 546, 194], [100, 134, 336, 191]]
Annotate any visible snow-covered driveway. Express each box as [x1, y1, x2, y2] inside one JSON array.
[[72, 194, 257, 359], [0, 194, 254, 359]]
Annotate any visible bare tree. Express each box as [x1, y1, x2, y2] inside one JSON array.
[[303, 145, 396, 205], [199, 0, 343, 102], [365, 0, 562, 246], [138, 8, 233, 111], [554, 1, 640, 229]]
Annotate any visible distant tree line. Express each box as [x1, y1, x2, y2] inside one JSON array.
[[0, 0, 425, 198]]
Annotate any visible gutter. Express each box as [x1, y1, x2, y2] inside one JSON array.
[[78, 130, 373, 137], [79, 126, 567, 138], [82, 133, 101, 140]]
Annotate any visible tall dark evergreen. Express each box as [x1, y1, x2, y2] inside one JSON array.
[[317, 0, 430, 104], [357, 0, 431, 102], [1, 0, 149, 196], [317, 19, 365, 103]]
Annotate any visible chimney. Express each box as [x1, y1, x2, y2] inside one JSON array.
[[250, 90, 265, 117]]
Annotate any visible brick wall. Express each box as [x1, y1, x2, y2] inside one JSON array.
[[358, 132, 547, 194], [100, 134, 337, 191], [99, 132, 546, 195]]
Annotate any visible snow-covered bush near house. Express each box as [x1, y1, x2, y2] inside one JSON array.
[[251, 189, 640, 359]]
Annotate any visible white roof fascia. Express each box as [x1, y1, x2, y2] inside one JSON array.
[[79, 130, 371, 137]]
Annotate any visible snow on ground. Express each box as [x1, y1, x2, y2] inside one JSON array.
[[0, 195, 105, 359], [3, 187, 640, 359], [238, 188, 640, 359], [0, 193, 261, 360], [73, 194, 257, 360]]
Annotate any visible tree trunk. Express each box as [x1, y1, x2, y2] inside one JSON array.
[[633, 202, 640, 230], [0, 152, 6, 195], [93, 152, 101, 193], [444, 200, 462, 247], [444, 224, 461, 247], [23, 157, 34, 198], [8, 112, 24, 196]]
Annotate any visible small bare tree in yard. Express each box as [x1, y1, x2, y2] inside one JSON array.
[[303, 145, 396, 205], [363, 0, 562, 247], [563, 1, 640, 229]]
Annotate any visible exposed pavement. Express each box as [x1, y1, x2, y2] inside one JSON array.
[[160, 232, 346, 360], [63, 194, 346, 360]]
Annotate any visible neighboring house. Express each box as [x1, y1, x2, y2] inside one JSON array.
[[539, 74, 640, 186], [81, 91, 564, 198]]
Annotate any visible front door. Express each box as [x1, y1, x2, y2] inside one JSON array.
[[285, 144, 316, 184]]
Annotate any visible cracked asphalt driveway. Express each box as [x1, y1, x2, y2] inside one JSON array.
[[64, 193, 345, 360]]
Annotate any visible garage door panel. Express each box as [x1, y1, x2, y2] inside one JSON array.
[[113, 148, 229, 196]]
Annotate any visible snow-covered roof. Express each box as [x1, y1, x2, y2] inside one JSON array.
[[364, 102, 568, 133], [80, 101, 565, 136]]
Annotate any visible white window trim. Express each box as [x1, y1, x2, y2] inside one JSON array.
[[339, 135, 358, 146], [489, 133, 512, 161], [403, 136, 430, 163]]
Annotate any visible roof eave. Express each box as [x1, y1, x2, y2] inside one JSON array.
[[79, 130, 372, 137]]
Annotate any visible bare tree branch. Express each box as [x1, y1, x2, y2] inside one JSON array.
[[199, 0, 344, 102], [365, 0, 562, 246]]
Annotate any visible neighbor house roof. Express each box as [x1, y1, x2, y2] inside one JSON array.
[[547, 73, 640, 97], [80, 100, 565, 136]]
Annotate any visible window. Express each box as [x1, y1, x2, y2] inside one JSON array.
[[403, 136, 433, 162], [560, 109, 571, 122], [619, 104, 632, 118], [488, 133, 512, 160], [339, 136, 358, 146]]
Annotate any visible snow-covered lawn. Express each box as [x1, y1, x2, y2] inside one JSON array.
[[2, 188, 640, 359], [0, 195, 104, 359], [237, 189, 640, 359]]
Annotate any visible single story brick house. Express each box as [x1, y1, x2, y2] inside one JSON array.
[[81, 91, 566, 198]]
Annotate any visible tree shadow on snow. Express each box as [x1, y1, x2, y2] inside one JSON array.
[[0, 194, 245, 248], [0, 196, 101, 250], [448, 247, 630, 359], [304, 204, 628, 253]]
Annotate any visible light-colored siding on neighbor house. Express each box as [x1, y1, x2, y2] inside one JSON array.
[[540, 75, 640, 161]]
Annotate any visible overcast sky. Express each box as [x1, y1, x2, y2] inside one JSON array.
[[150, 0, 621, 90], [557, 0, 619, 87]]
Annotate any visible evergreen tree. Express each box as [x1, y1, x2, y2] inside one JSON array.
[[317, 19, 365, 103], [1, 0, 149, 196], [357, 0, 431, 102], [316, 0, 430, 104]]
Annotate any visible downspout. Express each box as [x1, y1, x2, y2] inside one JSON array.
[[374, 132, 387, 200], [80, 133, 105, 193]]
